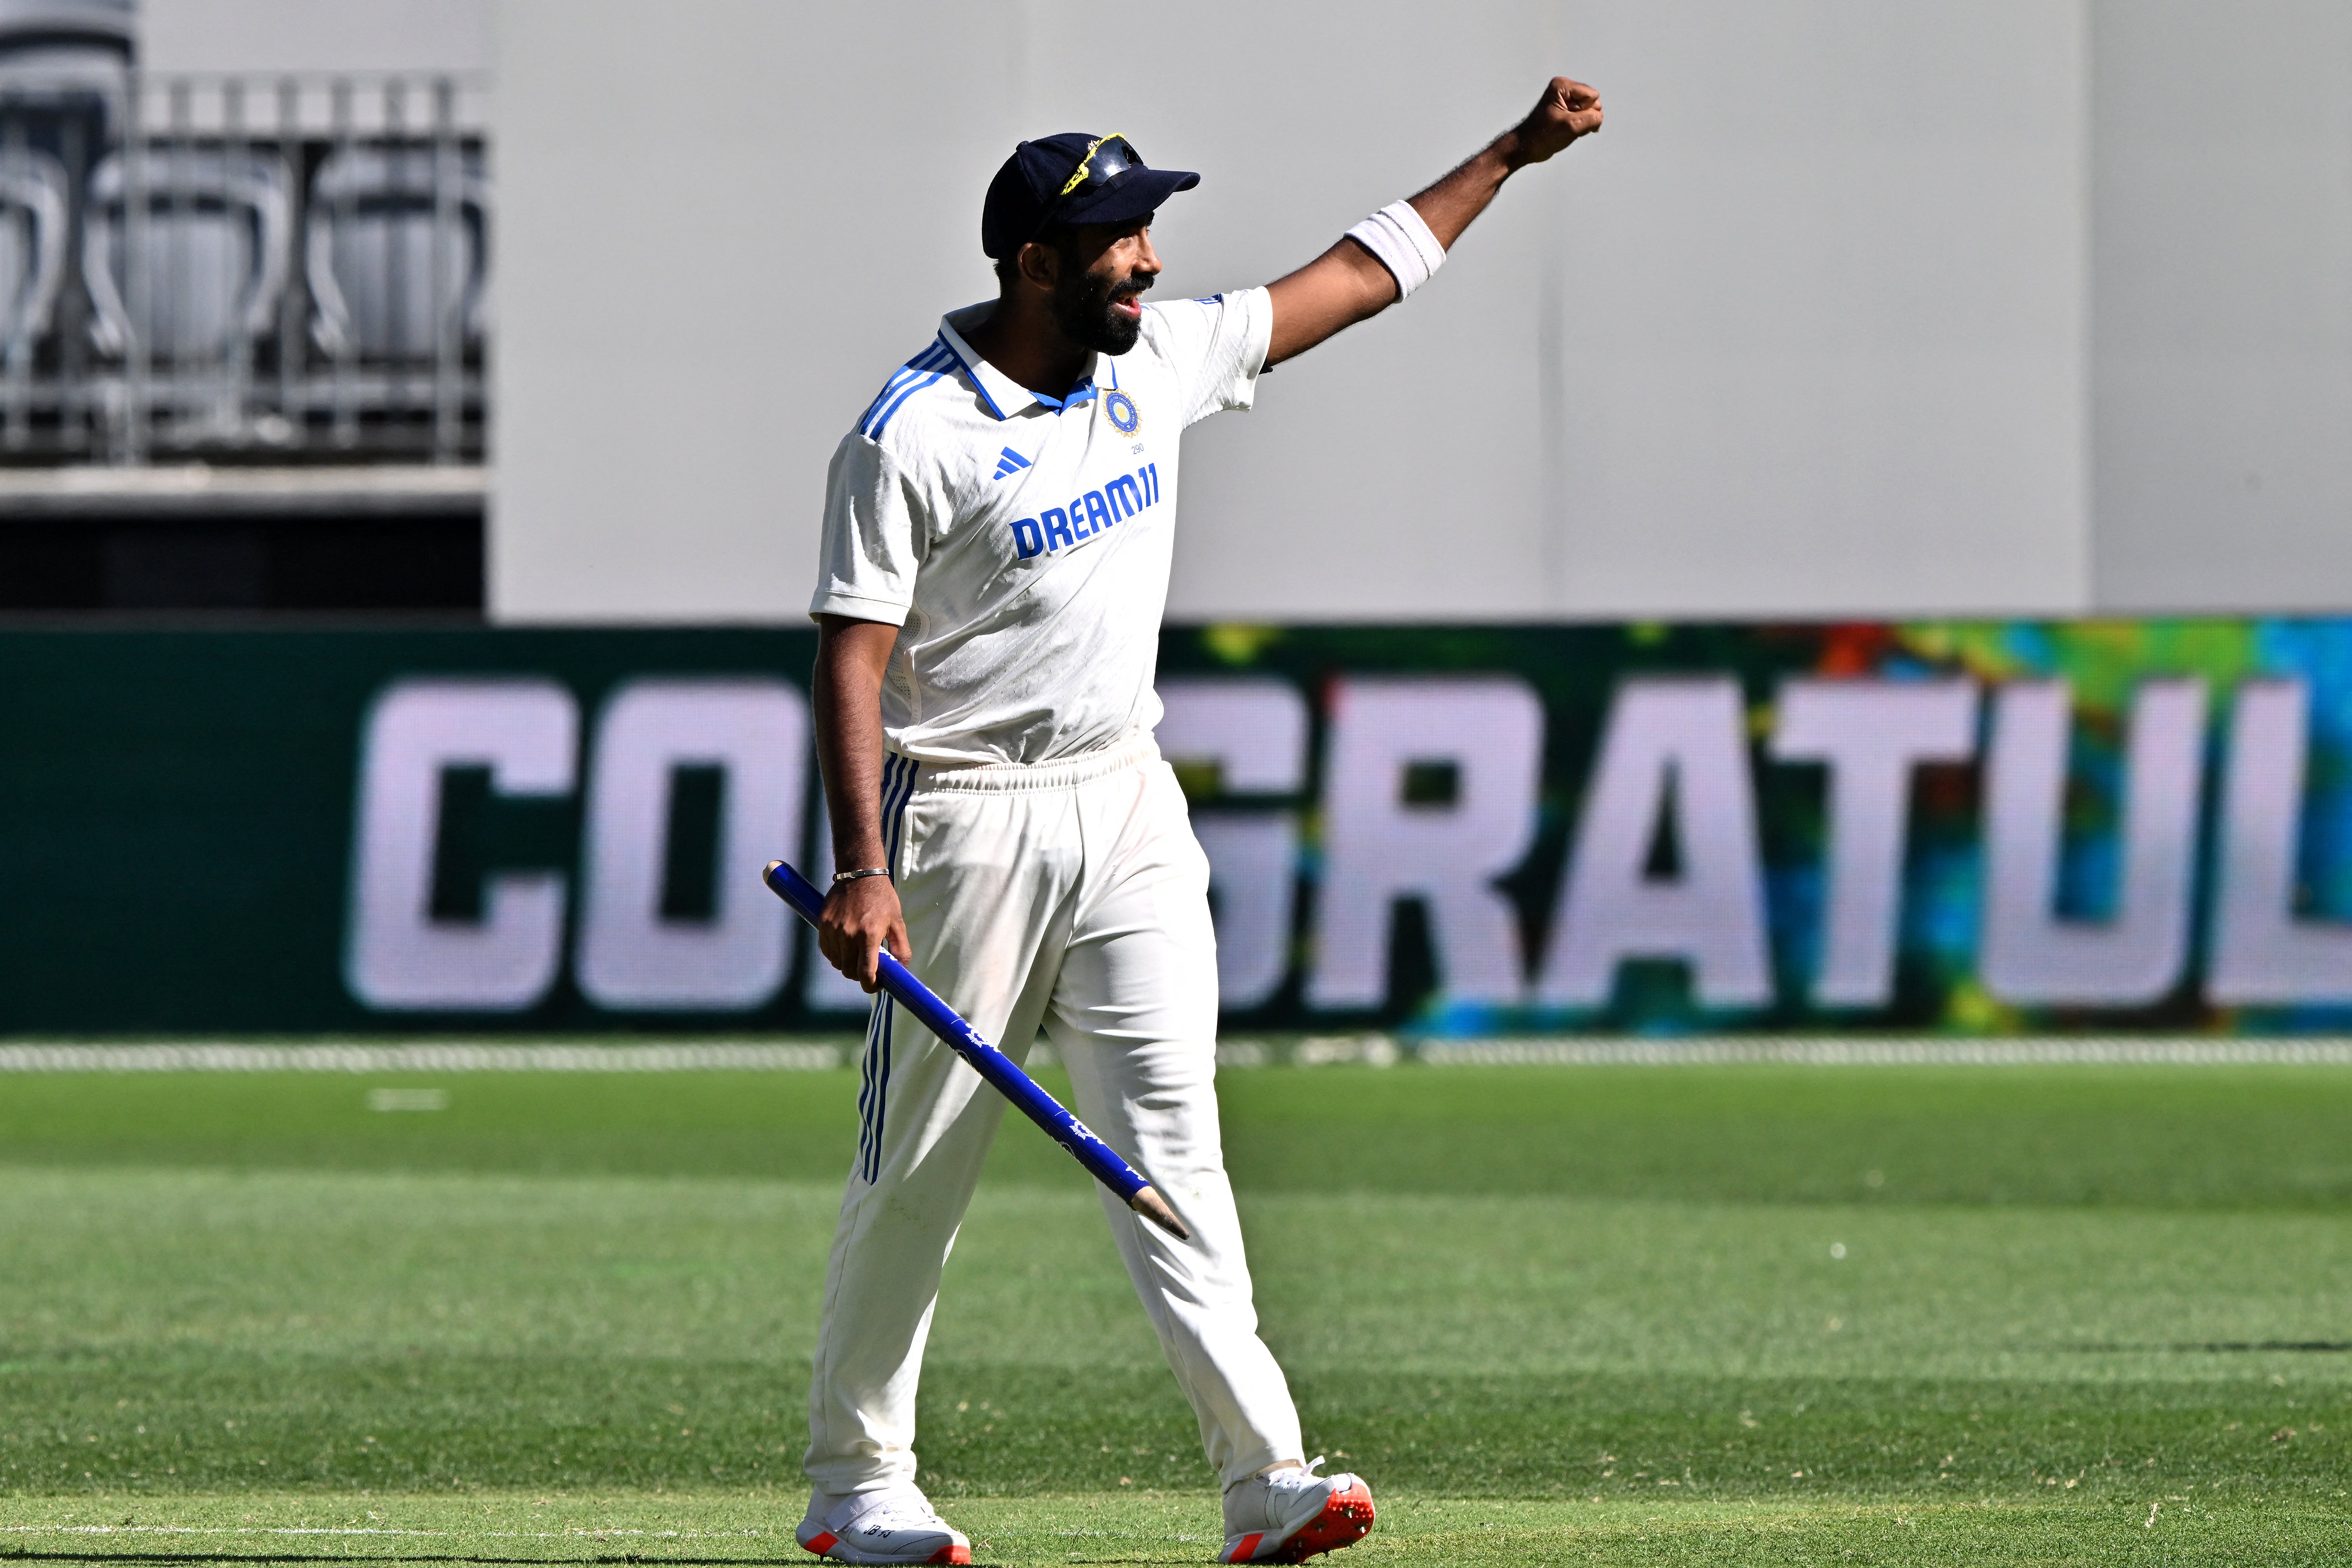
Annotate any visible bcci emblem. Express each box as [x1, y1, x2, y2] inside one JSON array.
[[1105, 390, 1141, 435]]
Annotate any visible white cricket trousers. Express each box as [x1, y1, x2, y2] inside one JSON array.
[[803, 732, 1303, 1495]]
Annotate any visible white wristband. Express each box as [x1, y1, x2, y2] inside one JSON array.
[[1343, 199, 1446, 300]]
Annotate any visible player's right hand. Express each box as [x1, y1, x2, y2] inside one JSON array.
[[819, 875, 912, 992], [1513, 76, 1604, 164]]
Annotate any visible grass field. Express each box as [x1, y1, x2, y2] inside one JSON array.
[[1, 1055, 2348, 1565]]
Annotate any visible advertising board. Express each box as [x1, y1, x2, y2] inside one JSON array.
[[3, 620, 2348, 1032]]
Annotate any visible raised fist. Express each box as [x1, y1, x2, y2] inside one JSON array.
[[1514, 76, 1604, 164]]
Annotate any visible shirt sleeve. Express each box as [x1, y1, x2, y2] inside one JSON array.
[[1144, 286, 1274, 428], [808, 434, 924, 626]]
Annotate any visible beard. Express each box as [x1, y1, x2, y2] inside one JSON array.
[[1052, 263, 1150, 355]]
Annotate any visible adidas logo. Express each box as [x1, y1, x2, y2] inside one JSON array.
[[992, 447, 1031, 481]]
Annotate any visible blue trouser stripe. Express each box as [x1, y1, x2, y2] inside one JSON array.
[[857, 753, 919, 1184]]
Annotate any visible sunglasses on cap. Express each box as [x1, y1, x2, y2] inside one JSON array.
[[1053, 132, 1140, 206]]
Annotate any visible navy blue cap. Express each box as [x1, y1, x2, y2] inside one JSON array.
[[981, 132, 1199, 259]]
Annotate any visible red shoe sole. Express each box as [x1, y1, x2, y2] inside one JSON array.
[[1269, 1481, 1375, 1563], [798, 1532, 967, 1565]]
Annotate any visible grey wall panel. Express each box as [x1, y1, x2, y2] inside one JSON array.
[[489, 0, 2100, 623], [2092, 0, 2352, 614], [1546, 0, 2092, 618]]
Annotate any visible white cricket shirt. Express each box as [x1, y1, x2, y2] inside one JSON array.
[[810, 289, 1272, 767]]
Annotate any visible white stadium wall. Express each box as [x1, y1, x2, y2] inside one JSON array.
[[479, 1, 2352, 624], [2091, 0, 2352, 615]]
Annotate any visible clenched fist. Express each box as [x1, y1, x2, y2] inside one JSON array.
[[1510, 77, 1604, 165]]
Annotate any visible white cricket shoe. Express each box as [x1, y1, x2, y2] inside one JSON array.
[[797, 1485, 972, 1565], [1220, 1459, 1375, 1563]]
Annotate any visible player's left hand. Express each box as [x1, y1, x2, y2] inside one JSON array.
[[1511, 76, 1604, 165]]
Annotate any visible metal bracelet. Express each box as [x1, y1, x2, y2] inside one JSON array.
[[832, 867, 892, 885]]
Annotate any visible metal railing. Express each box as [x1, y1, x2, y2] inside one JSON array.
[[0, 68, 488, 466]]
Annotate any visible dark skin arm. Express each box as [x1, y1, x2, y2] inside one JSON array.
[[1265, 76, 1603, 365], [961, 77, 1603, 400], [813, 614, 911, 990]]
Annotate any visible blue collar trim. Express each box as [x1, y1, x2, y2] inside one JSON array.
[[936, 304, 1110, 419], [1032, 378, 1098, 412]]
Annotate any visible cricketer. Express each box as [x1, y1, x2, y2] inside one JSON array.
[[800, 77, 1604, 1565]]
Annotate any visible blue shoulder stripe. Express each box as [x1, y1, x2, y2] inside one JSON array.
[[866, 353, 955, 438], [856, 343, 956, 439], [858, 345, 951, 426], [854, 359, 922, 438], [867, 347, 944, 407], [861, 348, 953, 439]]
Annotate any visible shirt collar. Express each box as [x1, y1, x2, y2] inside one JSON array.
[[937, 301, 1105, 420]]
